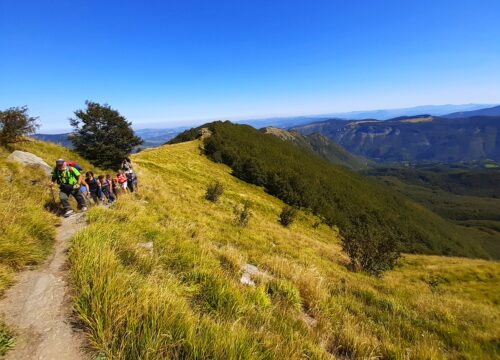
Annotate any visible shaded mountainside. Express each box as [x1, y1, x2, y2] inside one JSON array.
[[261, 127, 371, 171], [171, 121, 499, 259], [292, 115, 500, 162]]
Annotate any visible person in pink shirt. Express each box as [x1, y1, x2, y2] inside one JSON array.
[[117, 170, 128, 192]]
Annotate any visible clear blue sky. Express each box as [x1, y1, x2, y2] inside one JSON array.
[[1, 0, 499, 131]]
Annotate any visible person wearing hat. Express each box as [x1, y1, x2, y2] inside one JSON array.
[[49, 159, 87, 217]]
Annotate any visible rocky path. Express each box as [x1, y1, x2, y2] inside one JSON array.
[[0, 213, 87, 360]]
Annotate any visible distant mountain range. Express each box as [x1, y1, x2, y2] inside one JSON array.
[[32, 127, 187, 150], [292, 113, 500, 162], [238, 103, 496, 128], [443, 105, 500, 119], [32, 104, 499, 163]]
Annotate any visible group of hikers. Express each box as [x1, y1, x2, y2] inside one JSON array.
[[49, 158, 137, 217]]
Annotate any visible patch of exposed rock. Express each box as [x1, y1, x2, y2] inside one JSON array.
[[240, 263, 266, 287], [7, 150, 52, 175]]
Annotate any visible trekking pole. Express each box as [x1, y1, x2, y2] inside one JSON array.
[[50, 186, 57, 206]]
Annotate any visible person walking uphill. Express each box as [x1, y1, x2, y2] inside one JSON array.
[[50, 159, 87, 217]]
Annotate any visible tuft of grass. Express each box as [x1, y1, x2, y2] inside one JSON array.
[[234, 200, 252, 227], [0, 323, 14, 356], [69, 140, 500, 359]]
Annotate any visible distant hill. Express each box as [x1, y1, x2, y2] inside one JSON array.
[[238, 104, 495, 128], [443, 105, 500, 119], [33, 127, 184, 150], [293, 115, 500, 163], [31, 133, 72, 148], [261, 127, 371, 170]]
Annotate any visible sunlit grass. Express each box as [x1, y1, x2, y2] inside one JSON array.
[[68, 140, 500, 359], [0, 142, 64, 354]]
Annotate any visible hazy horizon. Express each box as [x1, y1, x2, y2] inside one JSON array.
[[33, 102, 497, 134]]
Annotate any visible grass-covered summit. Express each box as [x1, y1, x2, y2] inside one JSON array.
[[171, 121, 497, 259]]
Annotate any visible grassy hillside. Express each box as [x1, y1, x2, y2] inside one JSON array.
[[0, 139, 101, 355], [69, 140, 500, 359], [172, 121, 496, 259]]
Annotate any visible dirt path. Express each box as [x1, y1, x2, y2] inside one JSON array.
[[0, 213, 88, 360]]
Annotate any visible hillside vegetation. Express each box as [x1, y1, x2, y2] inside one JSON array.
[[172, 121, 496, 259], [65, 139, 500, 359], [0, 139, 100, 355]]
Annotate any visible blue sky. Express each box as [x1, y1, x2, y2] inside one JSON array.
[[1, 0, 499, 131]]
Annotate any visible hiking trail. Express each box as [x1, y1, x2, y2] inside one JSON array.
[[0, 213, 88, 360]]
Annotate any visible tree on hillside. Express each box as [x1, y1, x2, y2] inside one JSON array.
[[70, 101, 143, 169], [341, 213, 401, 276], [0, 106, 39, 145]]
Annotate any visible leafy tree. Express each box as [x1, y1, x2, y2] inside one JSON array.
[[0, 106, 39, 145], [70, 101, 142, 169]]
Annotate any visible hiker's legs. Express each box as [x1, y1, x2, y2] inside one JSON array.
[[128, 180, 134, 192], [59, 191, 71, 212], [103, 189, 114, 203], [90, 191, 100, 205], [71, 189, 86, 209]]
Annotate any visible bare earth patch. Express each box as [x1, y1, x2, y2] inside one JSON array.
[[0, 213, 88, 360]]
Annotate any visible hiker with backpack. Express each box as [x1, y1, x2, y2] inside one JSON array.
[[121, 158, 133, 172], [108, 174, 119, 198], [126, 170, 137, 192], [49, 159, 87, 217], [117, 170, 128, 192], [85, 171, 104, 205], [99, 175, 115, 204]]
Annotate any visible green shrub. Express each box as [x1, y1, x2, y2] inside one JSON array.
[[279, 206, 297, 227], [341, 214, 401, 276], [205, 181, 224, 202]]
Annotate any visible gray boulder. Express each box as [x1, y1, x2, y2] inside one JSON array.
[[7, 150, 52, 175]]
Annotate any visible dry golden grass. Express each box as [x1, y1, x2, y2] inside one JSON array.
[[67, 140, 500, 359]]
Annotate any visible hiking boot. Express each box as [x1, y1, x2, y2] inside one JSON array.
[[63, 209, 74, 217]]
